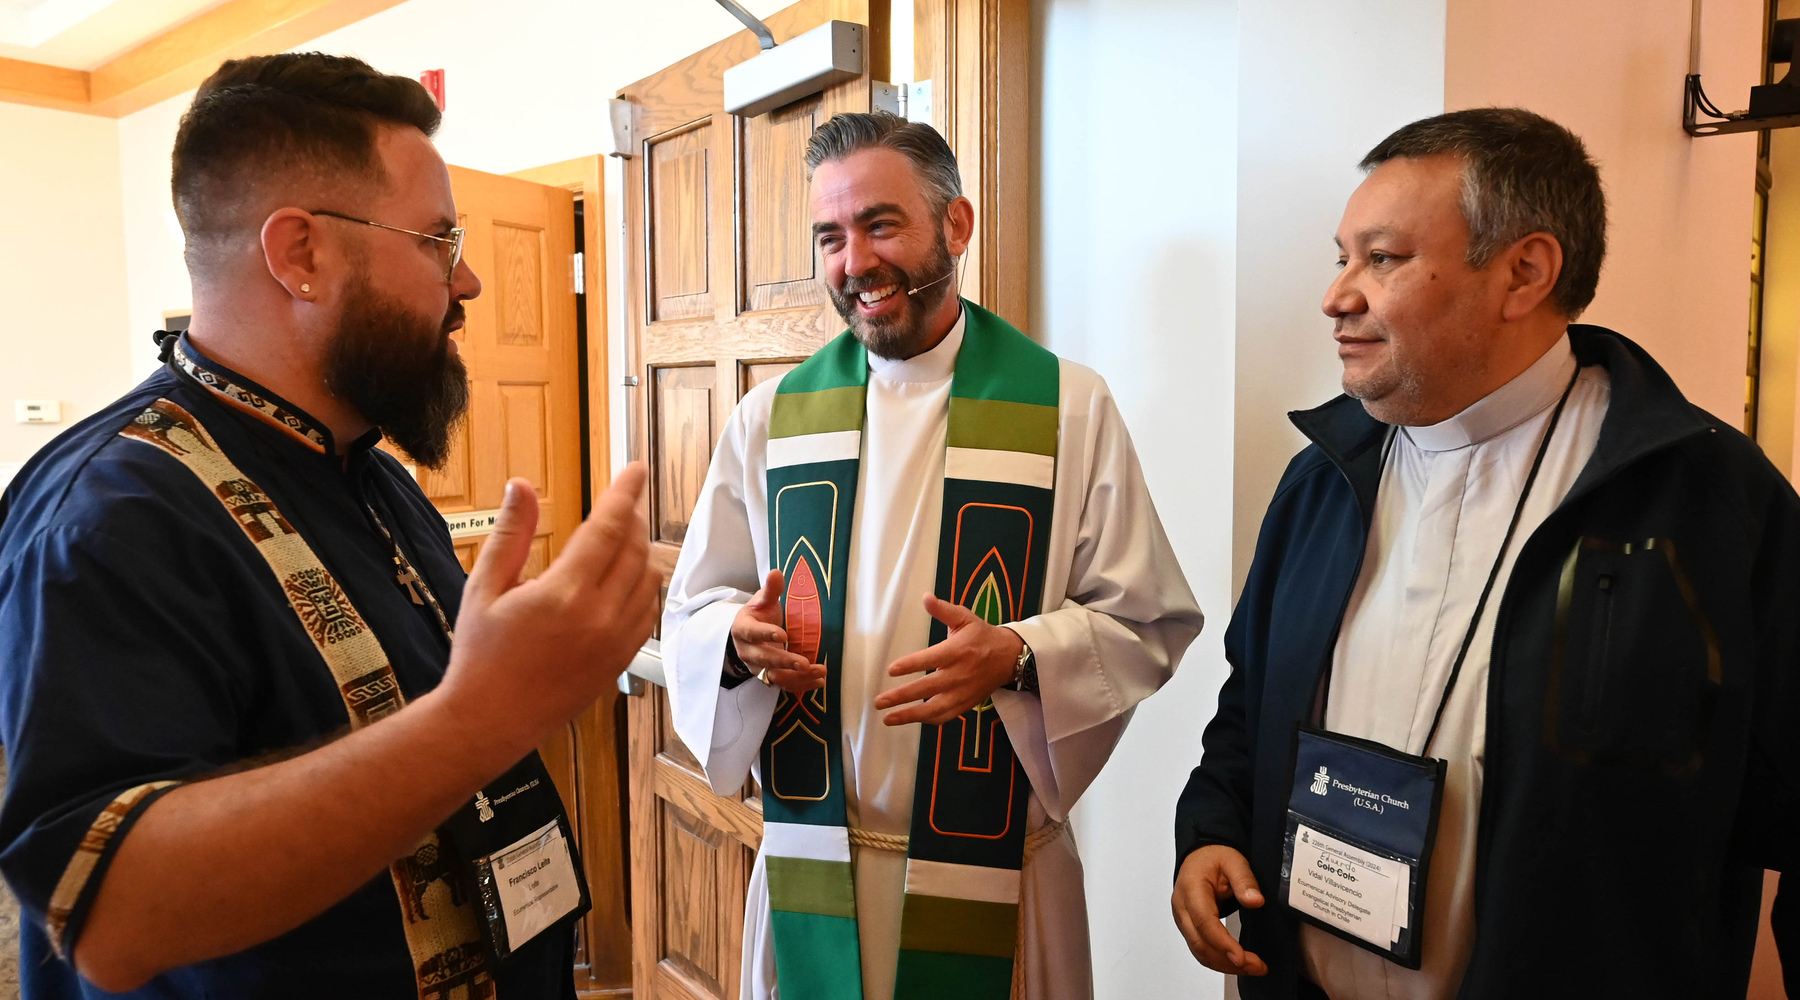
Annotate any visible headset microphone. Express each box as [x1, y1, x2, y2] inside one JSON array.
[[906, 269, 955, 297]]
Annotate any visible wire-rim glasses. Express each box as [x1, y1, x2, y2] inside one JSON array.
[[309, 209, 465, 281]]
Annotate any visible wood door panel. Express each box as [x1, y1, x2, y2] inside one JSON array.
[[655, 759, 763, 850], [650, 123, 714, 322], [493, 222, 548, 346], [638, 311, 838, 364], [741, 99, 828, 312], [499, 381, 551, 492], [740, 359, 804, 397], [651, 364, 717, 546], [623, 5, 877, 998], [660, 802, 729, 992]]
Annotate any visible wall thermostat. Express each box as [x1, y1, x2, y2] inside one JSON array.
[[15, 400, 61, 424]]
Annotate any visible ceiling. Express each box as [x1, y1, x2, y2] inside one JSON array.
[[0, 0, 227, 70]]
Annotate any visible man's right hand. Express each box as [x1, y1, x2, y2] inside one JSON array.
[[729, 569, 826, 693], [439, 462, 661, 753], [1172, 844, 1269, 977]]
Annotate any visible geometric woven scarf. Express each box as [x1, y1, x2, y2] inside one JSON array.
[[759, 301, 1058, 1000], [119, 397, 496, 1000]]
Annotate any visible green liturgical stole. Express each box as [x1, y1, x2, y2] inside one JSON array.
[[760, 301, 1058, 1000]]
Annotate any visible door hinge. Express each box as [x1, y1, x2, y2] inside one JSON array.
[[572, 251, 585, 294], [621, 375, 641, 387], [873, 79, 933, 126]]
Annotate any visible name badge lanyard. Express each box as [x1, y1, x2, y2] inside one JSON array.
[[1283, 365, 1581, 968], [1419, 362, 1581, 755], [363, 504, 592, 964]]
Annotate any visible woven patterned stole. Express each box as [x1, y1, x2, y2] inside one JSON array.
[[120, 399, 495, 1000], [761, 303, 1058, 1000]]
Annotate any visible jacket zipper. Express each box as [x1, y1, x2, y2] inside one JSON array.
[[1580, 573, 1614, 733]]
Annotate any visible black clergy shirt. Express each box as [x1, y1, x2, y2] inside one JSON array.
[[0, 336, 573, 999]]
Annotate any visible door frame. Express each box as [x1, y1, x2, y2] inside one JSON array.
[[502, 154, 631, 998], [915, 0, 1031, 331]]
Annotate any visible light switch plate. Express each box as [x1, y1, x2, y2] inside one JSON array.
[[15, 400, 60, 424]]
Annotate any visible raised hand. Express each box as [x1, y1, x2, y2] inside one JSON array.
[[438, 463, 661, 755], [729, 569, 826, 693], [874, 594, 1022, 727]]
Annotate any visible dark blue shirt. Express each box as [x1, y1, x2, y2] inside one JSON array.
[[0, 337, 571, 998]]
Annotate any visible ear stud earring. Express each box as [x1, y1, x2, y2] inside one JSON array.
[[300, 283, 311, 294]]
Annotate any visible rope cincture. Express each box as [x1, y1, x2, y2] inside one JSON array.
[[846, 819, 1066, 860], [846, 819, 1070, 1000]]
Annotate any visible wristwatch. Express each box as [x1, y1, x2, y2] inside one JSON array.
[[721, 638, 755, 690], [1006, 634, 1039, 694]]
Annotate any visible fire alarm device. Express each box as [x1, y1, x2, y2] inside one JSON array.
[[420, 69, 446, 111]]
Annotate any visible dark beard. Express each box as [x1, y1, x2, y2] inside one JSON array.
[[826, 233, 956, 360], [323, 281, 469, 469]]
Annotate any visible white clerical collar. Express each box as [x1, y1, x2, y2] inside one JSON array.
[[1404, 333, 1577, 453], [867, 308, 966, 383]]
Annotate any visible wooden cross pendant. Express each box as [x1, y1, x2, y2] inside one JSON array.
[[394, 557, 425, 605]]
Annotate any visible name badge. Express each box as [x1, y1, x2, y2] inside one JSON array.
[[441, 752, 591, 964], [1280, 727, 1445, 969], [478, 819, 581, 955]]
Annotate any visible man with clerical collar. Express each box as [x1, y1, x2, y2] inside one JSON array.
[[1173, 107, 1800, 998], [663, 112, 1203, 1000], [0, 53, 659, 999]]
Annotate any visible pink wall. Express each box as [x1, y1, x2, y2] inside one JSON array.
[[1447, 0, 1764, 426]]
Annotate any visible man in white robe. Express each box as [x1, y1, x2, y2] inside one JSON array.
[[664, 113, 1202, 1000]]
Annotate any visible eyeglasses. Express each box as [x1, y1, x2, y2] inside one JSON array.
[[309, 209, 466, 281]]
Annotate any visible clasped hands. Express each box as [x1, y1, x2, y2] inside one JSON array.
[[728, 568, 1023, 725]]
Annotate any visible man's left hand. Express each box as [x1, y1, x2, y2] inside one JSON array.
[[876, 594, 1023, 726]]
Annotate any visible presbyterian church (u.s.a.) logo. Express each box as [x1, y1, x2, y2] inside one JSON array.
[[476, 790, 495, 822], [1310, 766, 1330, 796]]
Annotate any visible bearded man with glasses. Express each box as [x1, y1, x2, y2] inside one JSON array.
[[0, 52, 660, 1000]]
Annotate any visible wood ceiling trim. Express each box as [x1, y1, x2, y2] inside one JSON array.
[[2, 0, 407, 119], [0, 54, 90, 112]]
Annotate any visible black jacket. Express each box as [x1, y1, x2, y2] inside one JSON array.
[[1176, 326, 1800, 999]]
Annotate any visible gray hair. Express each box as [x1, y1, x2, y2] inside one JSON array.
[[804, 112, 962, 215], [1361, 108, 1607, 318]]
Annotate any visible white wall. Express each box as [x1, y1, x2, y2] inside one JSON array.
[[1233, 0, 1446, 587], [117, 91, 192, 378], [1034, 2, 1238, 998], [0, 101, 132, 477], [115, 0, 793, 381], [1036, 2, 1449, 998]]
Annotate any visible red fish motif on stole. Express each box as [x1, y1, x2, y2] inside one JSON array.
[[785, 557, 823, 664]]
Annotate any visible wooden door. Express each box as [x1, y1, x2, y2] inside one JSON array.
[[618, 3, 880, 998], [401, 164, 633, 995]]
